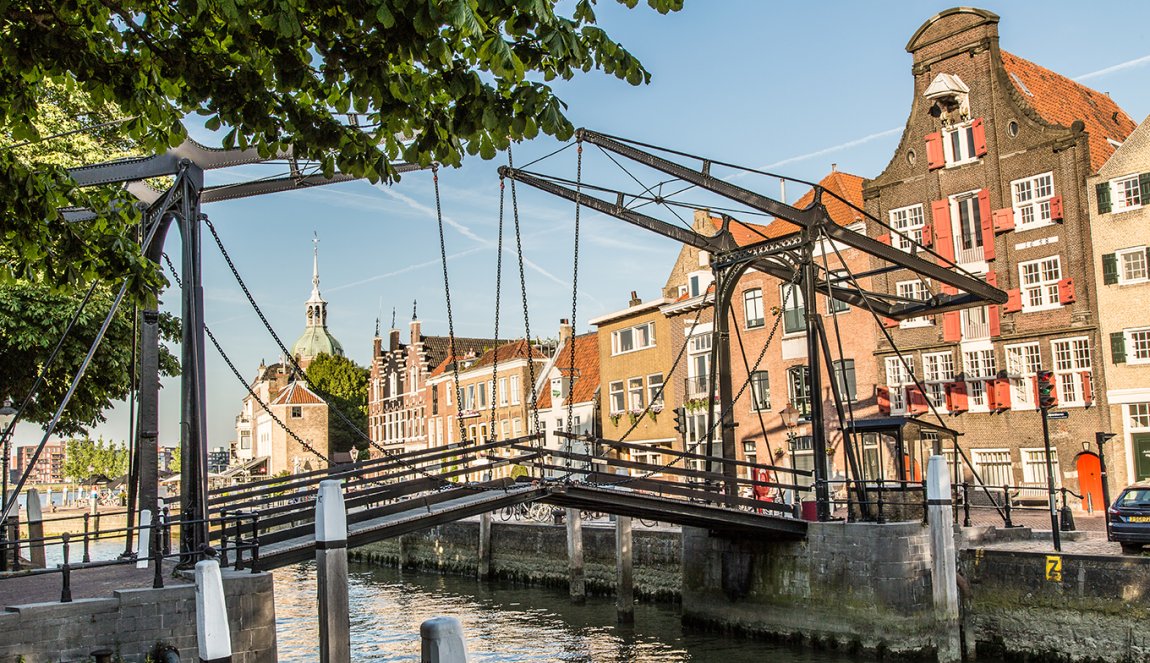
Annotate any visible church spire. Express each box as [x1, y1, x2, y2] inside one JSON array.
[[291, 232, 344, 361], [310, 232, 321, 299]]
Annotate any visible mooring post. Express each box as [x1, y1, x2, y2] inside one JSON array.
[[615, 515, 634, 624], [316, 479, 350, 663], [195, 558, 233, 663], [420, 616, 469, 663], [136, 509, 153, 569], [26, 488, 44, 568], [477, 512, 492, 581], [566, 508, 585, 604], [926, 455, 960, 663]]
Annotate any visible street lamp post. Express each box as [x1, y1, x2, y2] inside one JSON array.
[[0, 399, 17, 514], [780, 404, 801, 516]]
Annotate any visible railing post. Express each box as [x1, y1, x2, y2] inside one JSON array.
[[249, 512, 260, 573], [962, 482, 972, 528], [232, 513, 244, 572], [152, 513, 164, 589], [82, 512, 91, 563], [1002, 485, 1013, 528], [0, 516, 7, 572], [162, 505, 171, 556], [60, 533, 72, 603], [876, 478, 885, 524], [9, 514, 20, 571], [219, 510, 230, 568]]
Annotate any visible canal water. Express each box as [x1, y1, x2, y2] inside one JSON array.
[[273, 561, 848, 663]]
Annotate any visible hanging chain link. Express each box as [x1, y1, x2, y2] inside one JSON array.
[[508, 147, 542, 442], [564, 143, 583, 466], [487, 177, 505, 441], [433, 166, 470, 448]]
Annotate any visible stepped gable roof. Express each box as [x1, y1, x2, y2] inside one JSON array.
[[1000, 50, 1136, 172], [420, 335, 497, 370], [711, 170, 865, 241], [469, 338, 547, 371], [537, 332, 599, 410], [270, 380, 324, 406]]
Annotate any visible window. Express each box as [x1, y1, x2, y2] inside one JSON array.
[[501, 419, 510, 440], [896, 280, 931, 327], [1117, 247, 1149, 284], [963, 348, 996, 411], [832, 359, 857, 402], [826, 270, 850, 314], [1005, 342, 1042, 410], [627, 377, 645, 411], [1011, 172, 1055, 230], [943, 121, 978, 166], [464, 384, 475, 411], [1051, 337, 1091, 406], [1019, 256, 1062, 311], [513, 418, 522, 436], [1130, 403, 1150, 429], [688, 271, 713, 297], [431, 385, 439, 415], [612, 322, 655, 355], [780, 283, 805, 334], [1127, 328, 1150, 364], [744, 288, 765, 328], [885, 356, 915, 413], [951, 191, 984, 263], [787, 365, 811, 417], [647, 374, 665, 407], [1020, 448, 1061, 497], [961, 306, 991, 340], [750, 371, 771, 411], [240, 432, 251, 450], [477, 381, 488, 409], [971, 449, 1013, 488], [290, 406, 302, 419], [499, 378, 508, 406], [510, 375, 521, 405], [922, 352, 954, 409], [609, 381, 625, 414], [889, 204, 926, 252], [1113, 174, 1143, 212]]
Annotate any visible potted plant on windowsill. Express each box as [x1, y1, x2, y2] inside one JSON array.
[[609, 412, 622, 426]]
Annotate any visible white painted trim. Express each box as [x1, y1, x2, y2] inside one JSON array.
[[588, 298, 670, 326], [1105, 388, 1150, 404]]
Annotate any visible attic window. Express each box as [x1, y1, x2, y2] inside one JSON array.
[[1107, 138, 1124, 149], [1009, 72, 1033, 97]]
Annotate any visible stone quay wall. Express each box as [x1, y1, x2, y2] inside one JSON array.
[[0, 570, 276, 663], [959, 548, 1150, 662], [350, 519, 682, 601]]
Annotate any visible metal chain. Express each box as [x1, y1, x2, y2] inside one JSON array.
[[564, 143, 583, 465], [161, 253, 329, 462], [508, 147, 542, 440], [487, 178, 505, 441], [433, 166, 469, 447]]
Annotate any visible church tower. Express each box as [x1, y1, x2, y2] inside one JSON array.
[[290, 234, 345, 366]]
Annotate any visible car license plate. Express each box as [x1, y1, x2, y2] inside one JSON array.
[[1128, 516, 1150, 523]]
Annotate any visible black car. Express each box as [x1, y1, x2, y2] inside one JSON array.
[[1108, 482, 1150, 553]]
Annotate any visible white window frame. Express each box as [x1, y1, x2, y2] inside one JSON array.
[[943, 120, 978, 167], [963, 347, 997, 413], [509, 375, 521, 405], [787, 365, 811, 418], [1117, 247, 1149, 285], [1112, 174, 1143, 212], [896, 279, 932, 328], [1020, 447, 1061, 498], [961, 306, 991, 341], [922, 352, 954, 411], [1126, 328, 1150, 365], [885, 356, 914, 414], [889, 204, 925, 252], [780, 283, 805, 336], [1019, 256, 1062, 312], [826, 269, 850, 314], [609, 380, 625, 415], [971, 448, 1013, 488], [627, 377, 645, 411], [950, 190, 985, 265], [647, 373, 665, 407], [611, 322, 656, 355], [1051, 337, 1091, 407], [688, 270, 713, 298], [499, 377, 508, 406], [1004, 342, 1041, 410], [744, 288, 765, 329], [1011, 172, 1055, 231], [833, 359, 857, 403], [750, 370, 771, 411]]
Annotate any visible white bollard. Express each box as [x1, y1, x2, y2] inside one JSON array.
[[135, 509, 152, 569], [421, 616, 469, 663], [195, 559, 233, 663], [926, 455, 960, 663], [316, 479, 350, 663], [26, 489, 45, 568]]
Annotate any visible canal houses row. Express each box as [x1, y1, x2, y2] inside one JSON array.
[[347, 7, 1150, 504]]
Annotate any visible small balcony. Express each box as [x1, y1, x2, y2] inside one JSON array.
[[684, 375, 713, 400]]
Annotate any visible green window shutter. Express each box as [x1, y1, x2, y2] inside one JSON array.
[[1097, 182, 1112, 214], [1102, 253, 1119, 285], [1111, 331, 1127, 364], [1140, 172, 1150, 204]]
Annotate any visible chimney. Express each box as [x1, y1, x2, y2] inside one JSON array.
[[559, 318, 573, 347], [831, 163, 837, 172], [389, 328, 401, 351], [373, 336, 382, 357], [629, 290, 642, 307]]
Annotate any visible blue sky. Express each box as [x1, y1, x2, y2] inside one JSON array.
[[13, 1, 1150, 452]]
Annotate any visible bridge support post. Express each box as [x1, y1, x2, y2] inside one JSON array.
[[26, 489, 44, 569], [316, 479, 351, 663], [477, 512, 492, 581], [615, 515, 634, 624], [927, 455, 961, 663], [565, 508, 585, 604], [421, 616, 469, 663], [195, 558, 233, 662]]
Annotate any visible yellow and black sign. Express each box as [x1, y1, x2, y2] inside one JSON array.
[[1045, 555, 1062, 582]]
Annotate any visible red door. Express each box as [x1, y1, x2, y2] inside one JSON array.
[[1075, 452, 1103, 513]]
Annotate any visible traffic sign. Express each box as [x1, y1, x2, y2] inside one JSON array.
[[1047, 411, 1069, 420]]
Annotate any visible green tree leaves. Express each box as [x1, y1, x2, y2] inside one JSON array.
[[62, 437, 130, 482], [306, 353, 369, 455]]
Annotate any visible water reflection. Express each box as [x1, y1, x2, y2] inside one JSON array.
[[274, 562, 845, 663]]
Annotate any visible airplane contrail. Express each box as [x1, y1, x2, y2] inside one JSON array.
[[327, 245, 490, 293], [1074, 53, 1150, 82], [758, 127, 903, 171]]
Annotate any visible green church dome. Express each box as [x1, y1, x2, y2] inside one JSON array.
[[292, 235, 344, 361]]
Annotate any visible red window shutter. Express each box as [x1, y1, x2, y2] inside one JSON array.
[[979, 190, 995, 260], [972, 117, 988, 157], [940, 283, 958, 296], [945, 382, 968, 413], [986, 270, 1001, 337], [908, 387, 929, 415], [932, 199, 954, 263], [986, 271, 999, 287], [1050, 195, 1064, 222], [881, 317, 899, 328], [992, 208, 1015, 234], [942, 311, 962, 342], [877, 233, 892, 246], [1004, 288, 1022, 313], [926, 132, 945, 170], [1082, 372, 1094, 405], [921, 223, 933, 247], [1058, 277, 1076, 305], [993, 378, 1012, 411], [877, 386, 891, 415]]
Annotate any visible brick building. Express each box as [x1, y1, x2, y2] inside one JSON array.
[[863, 8, 1135, 499], [14, 443, 65, 485], [534, 322, 600, 454], [1089, 114, 1150, 486]]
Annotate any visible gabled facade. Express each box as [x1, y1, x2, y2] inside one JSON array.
[[1089, 114, 1150, 485], [863, 8, 1135, 498], [535, 323, 601, 455]]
